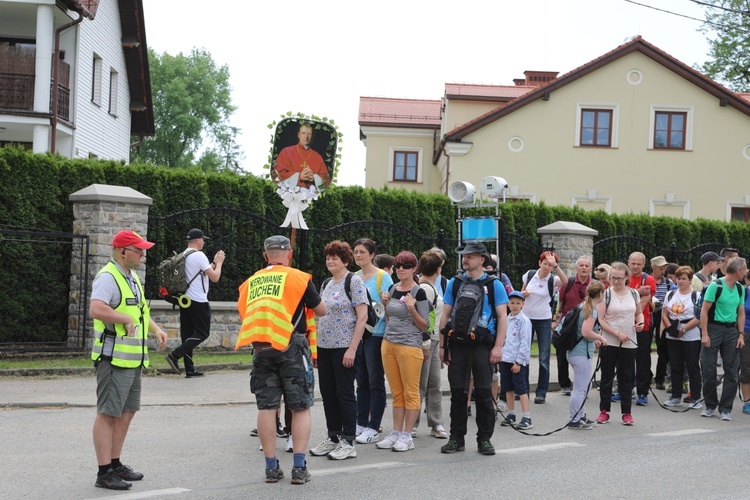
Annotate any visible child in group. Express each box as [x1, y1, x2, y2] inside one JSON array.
[[500, 291, 533, 430]]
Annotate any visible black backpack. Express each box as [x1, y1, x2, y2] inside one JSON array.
[[702, 278, 745, 322], [322, 272, 378, 340], [447, 274, 497, 344], [551, 305, 585, 352]]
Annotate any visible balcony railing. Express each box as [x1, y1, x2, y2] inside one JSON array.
[[0, 73, 71, 121]]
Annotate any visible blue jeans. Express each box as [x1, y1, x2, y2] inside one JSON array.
[[526, 318, 551, 397], [355, 336, 386, 430]]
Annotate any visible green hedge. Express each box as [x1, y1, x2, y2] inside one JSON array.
[[2, 147, 750, 343]]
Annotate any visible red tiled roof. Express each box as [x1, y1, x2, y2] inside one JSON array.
[[444, 83, 535, 101], [358, 97, 441, 127], [443, 36, 750, 142]]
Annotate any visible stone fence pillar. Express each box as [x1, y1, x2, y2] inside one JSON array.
[[69, 184, 152, 347], [537, 221, 598, 276]]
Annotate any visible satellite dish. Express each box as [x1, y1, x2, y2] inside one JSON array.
[[480, 176, 508, 198], [448, 181, 476, 204]]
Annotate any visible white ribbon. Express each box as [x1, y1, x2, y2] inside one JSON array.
[[277, 185, 318, 229]]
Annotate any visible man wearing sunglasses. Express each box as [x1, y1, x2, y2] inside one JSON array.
[[90, 230, 168, 490]]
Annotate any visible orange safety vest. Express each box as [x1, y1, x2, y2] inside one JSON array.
[[236, 265, 315, 356]]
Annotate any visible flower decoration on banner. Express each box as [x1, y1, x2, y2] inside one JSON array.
[[264, 112, 342, 229]]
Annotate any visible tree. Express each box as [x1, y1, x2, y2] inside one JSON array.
[[698, 0, 750, 91], [131, 48, 243, 172]]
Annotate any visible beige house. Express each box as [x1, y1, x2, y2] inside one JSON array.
[[359, 37, 750, 222]]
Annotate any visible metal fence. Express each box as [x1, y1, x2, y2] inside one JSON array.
[[0, 229, 89, 351], [593, 236, 730, 272]]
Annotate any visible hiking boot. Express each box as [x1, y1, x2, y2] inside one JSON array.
[[477, 440, 495, 455], [328, 440, 357, 460], [265, 460, 284, 483], [440, 439, 465, 454], [517, 417, 533, 430], [622, 413, 635, 426], [110, 464, 143, 481], [310, 437, 338, 456], [291, 466, 311, 484], [567, 420, 594, 430], [596, 410, 610, 424], [664, 397, 682, 407], [165, 353, 181, 375], [500, 414, 516, 427], [95, 470, 132, 490]]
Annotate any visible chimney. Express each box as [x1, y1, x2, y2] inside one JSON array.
[[513, 78, 526, 86], [522, 70, 559, 87]]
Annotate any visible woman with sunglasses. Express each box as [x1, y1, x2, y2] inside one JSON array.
[[595, 262, 644, 425], [594, 264, 611, 289], [376, 251, 430, 452]]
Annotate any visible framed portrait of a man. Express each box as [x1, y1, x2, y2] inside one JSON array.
[[271, 118, 336, 191]]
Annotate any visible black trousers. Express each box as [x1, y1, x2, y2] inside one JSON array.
[[556, 347, 571, 388], [447, 342, 494, 444], [599, 345, 636, 415], [635, 330, 653, 396], [317, 347, 357, 442], [173, 301, 211, 373], [653, 310, 669, 384]]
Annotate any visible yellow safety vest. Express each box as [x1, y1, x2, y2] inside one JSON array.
[[91, 262, 150, 368]]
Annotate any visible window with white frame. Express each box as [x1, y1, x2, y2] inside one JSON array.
[[91, 55, 102, 105], [575, 104, 618, 148], [388, 147, 423, 183], [108, 69, 118, 116], [648, 105, 693, 150]]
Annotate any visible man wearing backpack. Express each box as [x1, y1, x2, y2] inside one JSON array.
[[553, 256, 592, 396], [650, 256, 673, 391], [699, 257, 747, 421], [438, 242, 508, 456], [691, 252, 722, 292], [165, 229, 225, 377], [627, 252, 656, 406]]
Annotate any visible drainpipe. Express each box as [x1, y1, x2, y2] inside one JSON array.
[[443, 146, 451, 196], [130, 135, 145, 149], [51, 11, 84, 154]]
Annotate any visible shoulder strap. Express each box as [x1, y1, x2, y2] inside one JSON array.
[[547, 275, 555, 299], [640, 272, 648, 286], [321, 277, 332, 293], [691, 290, 698, 306], [419, 280, 438, 307], [667, 290, 676, 303], [480, 275, 498, 320], [184, 249, 203, 287], [451, 275, 467, 303], [525, 269, 536, 286], [605, 288, 611, 309], [440, 275, 448, 294], [344, 272, 354, 303], [629, 287, 639, 306]]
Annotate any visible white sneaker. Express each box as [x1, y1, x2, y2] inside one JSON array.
[[431, 426, 449, 439], [496, 399, 508, 412], [701, 407, 716, 418], [355, 427, 379, 444], [721, 411, 732, 421], [285, 435, 293, 452], [376, 431, 400, 449], [410, 428, 418, 438], [328, 440, 357, 460], [392, 433, 415, 452], [310, 437, 338, 456], [688, 401, 703, 410], [664, 397, 682, 407], [356, 424, 366, 436]]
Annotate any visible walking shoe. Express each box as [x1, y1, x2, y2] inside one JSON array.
[[95, 470, 132, 490], [687, 400, 703, 410], [276, 426, 288, 438], [561, 387, 572, 396], [534, 395, 546, 404], [291, 466, 311, 484], [611, 392, 621, 403], [440, 439, 465, 454], [516, 417, 533, 430], [250, 428, 259, 437], [431, 426, 449, 439], [683, 395, 692, 403], [477, 440, 495, 455], [355, 428, 379, 444], [111, 464, 143, 481], [310, 437, 338, 456], [467, 405, 472, 416], [655, 382, 666, 390], [265, 460, 284, 483], [721, 411, 732, 421], [328, 440, 357, 460], [375, 431, 400, 450], [500, 414, 516, 427], [356, 424, 366, 436], [392, 434, 415, 452], [664, 397, 682, 407], [635, 395, 648, 406], [622, 413, 635, 426], [496, 399, 508, 411], [285, 435, 294, 453], [410, 428, 418, 438], [596, 410, 610, 424], [185, 371, 204, 378], [165, 353, 181, 375], [567, 420, 594, 430], [743, 402, 750, 415], [701, 407, 716, 418]]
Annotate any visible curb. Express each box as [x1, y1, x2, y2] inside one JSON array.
[[0, 363, 251, 378]]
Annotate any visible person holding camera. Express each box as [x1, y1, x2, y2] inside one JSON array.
[[661, 266, 702, 409]]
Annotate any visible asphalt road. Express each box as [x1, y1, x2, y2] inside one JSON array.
[[1, 367, 748, 499]]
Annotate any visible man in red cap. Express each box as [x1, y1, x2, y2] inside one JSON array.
[[90, 230, 168, 490]]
